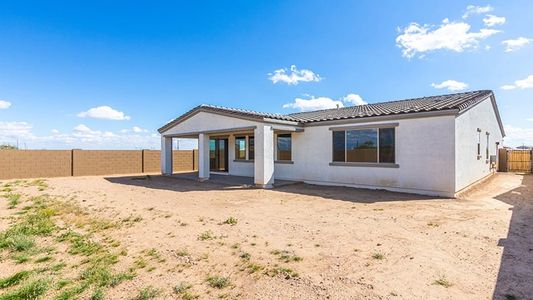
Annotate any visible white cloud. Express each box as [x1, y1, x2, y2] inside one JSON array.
[[77, 106, 131, 120], [502, 37, 532, 52], [431, 80, 469, 91], [482, 15, 506, 27], [462, 5, 493, 19], [0, 122, 33, 140], [283, 93, 367, 112], [501, 75, 533, 90], [342, 94, 367, 105], [268, 65, 322, 85], [504, 124, 533, 147], [396, 21, 500, 58], [0, 100, 11, 109], [501, 85, 516, 90], [283, 96, 343, 112], [0, 121, 160, 150], [121, 126, 148, 133]]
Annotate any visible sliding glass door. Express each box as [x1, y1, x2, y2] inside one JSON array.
[[209, 138, 228, 172]]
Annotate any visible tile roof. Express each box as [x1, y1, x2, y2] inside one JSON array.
[[159, 90, 496, 132], [288, 90, 493, 123]]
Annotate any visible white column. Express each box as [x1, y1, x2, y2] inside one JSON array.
[[254, 125, 274, 188], [198, 133, 210, 181], [161, 136, 173, 175]]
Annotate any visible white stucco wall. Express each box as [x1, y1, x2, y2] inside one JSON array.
[[163, 107, 504, 197], [454, 97, 504, 192], [228, 135, 255, 177], [275, 115, 457, 196], [163, 111, 263, 136]]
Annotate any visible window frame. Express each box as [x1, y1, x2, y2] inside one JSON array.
[[234, 135, 254, 161], [234, 136, 247, 160], [485, 132, 490, 161], [276, 133, 292, 162], [329, 123, 398, 168]]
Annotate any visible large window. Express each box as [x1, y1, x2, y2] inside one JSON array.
[[235, 136, 254, 160], [346, 129, 377, 162], [332, 127, 395, 164], [277, 134, 292, 161], [235, 137, 246, 160]]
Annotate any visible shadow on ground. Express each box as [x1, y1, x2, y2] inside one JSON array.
[[493, 174, 533, 299], [105, 172, 438, 204]]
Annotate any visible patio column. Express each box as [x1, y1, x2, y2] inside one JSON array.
[[161, 136, 173, 175], [198, 133, 210, 181], [254, 125, 274, 188]]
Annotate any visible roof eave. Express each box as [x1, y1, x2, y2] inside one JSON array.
[[158, 106, 302, 134]]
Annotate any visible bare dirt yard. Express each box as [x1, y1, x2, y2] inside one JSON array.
[[0, 173, 531, 299]]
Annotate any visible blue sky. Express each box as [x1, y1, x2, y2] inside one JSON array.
[[1, 0, 532, 149]]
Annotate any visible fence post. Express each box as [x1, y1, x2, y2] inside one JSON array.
[[141, 149, 145, 173], [70, 149, 74, 176]]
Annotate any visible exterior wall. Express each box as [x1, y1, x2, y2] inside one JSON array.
[[454, 97, 504, 192], [228, 135, 255, 177], [163, 111, 262, 136], [276, 115, 457, 196], [162, 110, 458, 196]]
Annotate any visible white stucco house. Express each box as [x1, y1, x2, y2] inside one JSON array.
[[158, 90, 505, 197]]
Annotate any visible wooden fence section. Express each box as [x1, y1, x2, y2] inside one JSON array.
[[499, 149, 532, 173], [0, 149, 198, 180]]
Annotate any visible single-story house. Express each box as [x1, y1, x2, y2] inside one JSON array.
[[158, 90, 505, 197]]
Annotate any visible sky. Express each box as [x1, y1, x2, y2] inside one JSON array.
[[1, 0, 533, 149]]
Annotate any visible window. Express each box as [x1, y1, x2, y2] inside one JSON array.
[[249, 136, 254, 160], [234, 136, 254, 160], [477, 128, 482, 159], [379, 128, 395, 163], [332, 131, 345, 162], [347, 129, 377, 162], [332, 127, 396, 164], [235, 137, 246, 160], [277, 134, 292, 161], [486, 132, 490, 160]]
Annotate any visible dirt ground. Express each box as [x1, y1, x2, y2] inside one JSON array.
[[1, 172, 532, 299]]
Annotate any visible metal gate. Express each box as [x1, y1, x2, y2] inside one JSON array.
[[500, 149, 532, 172]]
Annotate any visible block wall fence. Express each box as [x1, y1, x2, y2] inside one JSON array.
[[0, 149, 198, 180]]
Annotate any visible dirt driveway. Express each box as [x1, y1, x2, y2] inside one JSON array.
[[0, 173, 531, 299]]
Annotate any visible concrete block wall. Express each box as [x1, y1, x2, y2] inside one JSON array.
[[173, 150, 197, 172], [0, 149, 198, 180], [0, 150, 72, 180], [72, 150, 142, 176]]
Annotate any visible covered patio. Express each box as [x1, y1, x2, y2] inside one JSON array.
[[160, 110, 303, 188]]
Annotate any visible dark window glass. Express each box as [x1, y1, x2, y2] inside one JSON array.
[[346, 129, 377, 162], [486, 133, 489, 159], [235, 137, 246, 159], [249, 136, 254, 160], [277, 134, 292, 161], [332, 131, 345, 162], [379, 128, 395, 163]]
